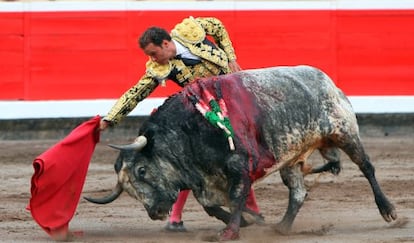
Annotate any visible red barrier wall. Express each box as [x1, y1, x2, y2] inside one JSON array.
[[1, 7, 414, 100]]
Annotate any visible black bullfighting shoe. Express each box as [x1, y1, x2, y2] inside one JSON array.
[[164, 221, 187, 232]]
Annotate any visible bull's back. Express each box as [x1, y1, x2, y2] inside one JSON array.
[[238, 65, 357, 160], [240, 65, 343, 111]]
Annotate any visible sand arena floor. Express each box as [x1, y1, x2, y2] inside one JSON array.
[[1, 131, 413, 242]]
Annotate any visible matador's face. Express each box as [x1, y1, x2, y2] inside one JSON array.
[[142, 40, 175, 65]]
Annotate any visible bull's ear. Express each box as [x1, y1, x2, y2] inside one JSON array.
[[108, 136, 147, 151]]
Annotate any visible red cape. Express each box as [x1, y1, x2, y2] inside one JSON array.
[[27, 116, 100, 240]]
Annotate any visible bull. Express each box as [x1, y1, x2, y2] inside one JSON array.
[[86, 65, 397, 241]]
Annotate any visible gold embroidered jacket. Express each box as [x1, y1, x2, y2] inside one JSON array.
[[104, 17, 237, 125]]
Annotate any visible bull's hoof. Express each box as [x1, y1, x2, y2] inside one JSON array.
[[382, 208, 398, 223], [274, 222, 292, 235], [375, 195, 398, 223], [380, 203, 398, 223], [218, 228, 240, 241]]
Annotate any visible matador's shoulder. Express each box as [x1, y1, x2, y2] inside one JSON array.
[[171, 16, 205, 44], [145, 59, 171, 86]]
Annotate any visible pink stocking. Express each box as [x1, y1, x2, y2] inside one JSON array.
[[245, 188, 260, 213], [168, 190, 190, 223]]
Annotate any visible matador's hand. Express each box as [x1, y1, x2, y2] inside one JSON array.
[[99, 120, 110, 131]]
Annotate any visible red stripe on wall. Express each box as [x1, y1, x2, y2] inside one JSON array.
[[336, 10, 414, 95], [0, 9, 414, 100], [0, 12, 25, 99]]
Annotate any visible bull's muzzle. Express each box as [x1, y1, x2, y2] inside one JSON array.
[[146, 201, 172, 221]]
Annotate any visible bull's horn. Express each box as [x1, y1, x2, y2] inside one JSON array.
[[83, 182, 123, 204], [108, 135, 148, 151]]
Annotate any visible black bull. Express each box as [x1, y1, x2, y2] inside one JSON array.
[[86, 65, 397, 241]]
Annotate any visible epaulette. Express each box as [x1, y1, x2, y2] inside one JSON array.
[[146, 59, 171, 86], [171, 16, 205, 44]]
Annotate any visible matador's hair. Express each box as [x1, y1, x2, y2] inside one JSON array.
[[139, 27, 172, 49]]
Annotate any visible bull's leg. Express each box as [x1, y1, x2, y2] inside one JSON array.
[[276, 164, 307, 234], [203, 206, 262, 227], [339, 135, 397, 222], [204, 206, 231, 224], [311, 147, 341, 175], [207, 154, 252, 241], [217, 205, 242, 241]]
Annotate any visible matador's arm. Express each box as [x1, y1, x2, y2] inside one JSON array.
[[195, 17, 237, 62], [104, 73, 158, 125]]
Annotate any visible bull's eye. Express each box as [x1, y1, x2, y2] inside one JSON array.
[[136, 166, 146, 179]]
